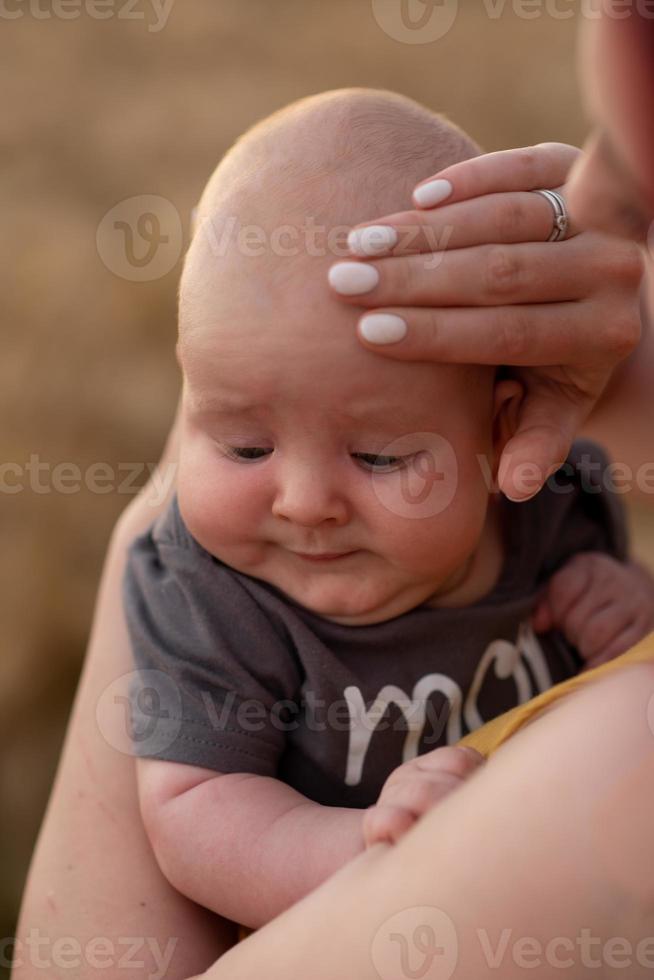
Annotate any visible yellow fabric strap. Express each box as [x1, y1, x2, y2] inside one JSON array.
[[458, 632, 654, 758]]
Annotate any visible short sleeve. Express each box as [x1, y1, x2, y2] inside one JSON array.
[[122, 511, 303, 777]]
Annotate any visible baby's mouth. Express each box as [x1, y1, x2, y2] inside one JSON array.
[[292, 551, 358, 562]]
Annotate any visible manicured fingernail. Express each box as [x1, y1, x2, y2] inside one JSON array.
[[328, 262, 379, 295], [359, 314, 407, 345], [413, 178, 453, 208], [347, 225, 398, 256]]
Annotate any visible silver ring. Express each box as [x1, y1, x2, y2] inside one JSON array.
[[533, 189, 569, 242]]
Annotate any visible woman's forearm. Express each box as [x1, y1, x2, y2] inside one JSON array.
[[13, 400, 238, 979], [581, 268, 654, 506], [196, 661, 654, 980], [148, 771, 366, 929]]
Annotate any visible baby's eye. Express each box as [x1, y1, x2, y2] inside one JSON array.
[[352, 452, 412, 472], [225, 447, 272, 462]]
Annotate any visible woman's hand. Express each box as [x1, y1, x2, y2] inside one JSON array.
[[362, 746, 485, 847], [328, 144, 644, 502]]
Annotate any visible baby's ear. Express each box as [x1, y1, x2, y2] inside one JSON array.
[[491, 378, 524, 475]]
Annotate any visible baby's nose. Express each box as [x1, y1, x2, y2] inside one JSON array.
[[271, 463, 348, 527]]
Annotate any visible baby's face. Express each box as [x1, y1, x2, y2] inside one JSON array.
[[176, 236, 498, 626]]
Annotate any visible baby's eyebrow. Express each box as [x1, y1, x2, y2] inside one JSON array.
[[190, 391, 415, 425], [336, 399, 409, 425], [190, 393, 264, 416]]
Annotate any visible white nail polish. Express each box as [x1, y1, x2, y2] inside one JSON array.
[[347, 225, 398, 256], [413, 179, 453, 209], [328, 262, 380, 296], [360, 314, 407, 345]]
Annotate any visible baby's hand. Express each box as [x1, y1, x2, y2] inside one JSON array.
[[362, 746, 485, 848], [532, 552, 654, 672]]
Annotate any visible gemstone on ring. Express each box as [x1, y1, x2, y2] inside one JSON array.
[[533, 189, 570, 242]]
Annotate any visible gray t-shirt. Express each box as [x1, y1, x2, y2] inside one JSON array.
[[123, 439, 627, 808]]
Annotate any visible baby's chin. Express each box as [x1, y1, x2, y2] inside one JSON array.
[[277, 582, 408, 626], [195, 536, 446, 625], [245, 560, 438, 626]]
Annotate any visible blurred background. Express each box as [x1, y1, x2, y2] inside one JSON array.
[[3, 1, 654, 973]]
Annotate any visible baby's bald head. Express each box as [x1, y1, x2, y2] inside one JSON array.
[[178, 89, 480, 348], [196, 88, 478, 227]]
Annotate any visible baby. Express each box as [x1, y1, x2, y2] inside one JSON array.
[[123, 89, 654, 932]]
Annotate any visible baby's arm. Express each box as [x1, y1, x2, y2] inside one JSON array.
[[136, 757, 365, 929], [532, 552, 654, 670], [137, 744, 484, 929]]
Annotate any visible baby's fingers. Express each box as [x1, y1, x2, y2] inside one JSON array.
[[371, 768, 472, 841], [383, 770, 464, 811], [414, 744, 485, 775], [531, 586, 553, 633], [366, 747, 485, 847], [538, 554, 595, 628], [363, 772, 462, 847], [362, 803, 416, 848], [364, 764, 478, 848], [573, 601, 633, 662], [581, 617, 654, 671]]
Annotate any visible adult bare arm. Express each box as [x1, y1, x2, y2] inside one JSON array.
[[330, 143, 644, 502], [12, 398, 238, 980], [193, 658, 654, 980], [580, 265, 654, 503]]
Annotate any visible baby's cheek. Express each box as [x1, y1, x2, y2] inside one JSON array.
[[177, 444, 262, 555], [367, 452, 489, 572], [368, 446, 459, 525]]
